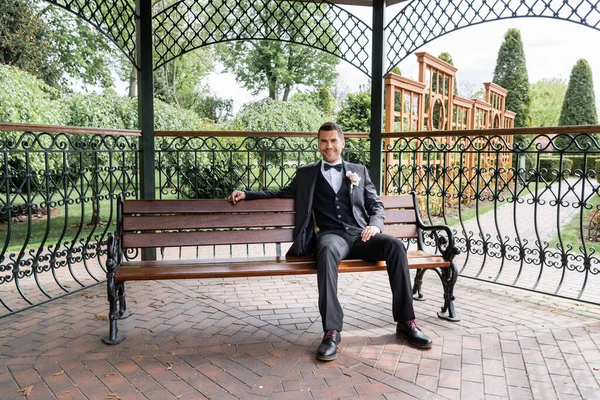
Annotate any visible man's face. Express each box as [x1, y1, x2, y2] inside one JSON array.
[[318, 129, 345, 164]]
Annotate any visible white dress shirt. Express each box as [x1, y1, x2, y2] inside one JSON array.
[[321, 160, 343, 193]]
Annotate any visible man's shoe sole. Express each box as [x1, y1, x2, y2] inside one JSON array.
[[316, 352, 338, 361], [396, 332, 433, 349]]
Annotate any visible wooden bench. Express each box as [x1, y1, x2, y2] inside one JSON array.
[[103, 193, 460, 344]]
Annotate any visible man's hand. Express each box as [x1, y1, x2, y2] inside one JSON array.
[[227, 190, 246, 204], [361, 225, 380, 242]]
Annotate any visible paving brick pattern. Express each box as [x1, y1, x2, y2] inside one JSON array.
[[1, 271, 599, 399]]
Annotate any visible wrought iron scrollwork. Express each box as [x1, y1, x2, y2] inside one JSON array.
[[153, 0, 371, 75], [386, 0, 600, 72]]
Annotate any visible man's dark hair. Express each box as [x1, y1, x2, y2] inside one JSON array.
[[318, 122, 344, 140]]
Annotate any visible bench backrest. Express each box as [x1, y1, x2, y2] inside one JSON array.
[[119, 195, 419, 250]]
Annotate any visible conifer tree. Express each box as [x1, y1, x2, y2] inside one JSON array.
[[559, 59, 598, 126], [554, 59, 598, 151], [493, 29, 531, 127]]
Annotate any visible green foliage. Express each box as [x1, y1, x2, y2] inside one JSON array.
[[193, 95, 234, 123], [154, 49, 216, 108], [63, 92, 137, 129], [563, 155, 600, 172], [217, 1, 340, 101], [0, 0, 122, 89], [530, 78, 567, 127], [221, 40, 338, 101], [493, 29, 532, 128], [554, 59, 599, 151], [231, 98, 324, 132], [559, 59, 598, 126], [438, 52, 458, 96], [438, 52, 454, 65], [336, 91, 371, 132], [390, 66, 401, 75], [538, 156, 573, 180], [0, 65, 65, 125], [0, 0, 61, 86], [291, 88, 335, 117]]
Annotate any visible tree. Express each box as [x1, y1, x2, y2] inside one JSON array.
[[291, 87, 335, 117], [220, 40, 338, 101], [0, 0, 61, 86], [438, 52, 458, 96], [530, 78, 567, 127], [559, 59, 598, 126], [0, 0, 123, 89], [492, 29, 532, 127], [336, 90, 371, 132], [553, 59, 598, 151], [218, 2, 339, 101], [390, 66, 401, 75]]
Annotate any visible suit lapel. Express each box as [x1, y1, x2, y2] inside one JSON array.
[[303, 162, 320, 208], [343, 161, 354, 202]]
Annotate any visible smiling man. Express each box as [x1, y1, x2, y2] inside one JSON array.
[[228, 122, 432, 360]]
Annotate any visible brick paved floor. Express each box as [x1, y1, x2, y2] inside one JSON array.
[[1, 271, 599, 399]]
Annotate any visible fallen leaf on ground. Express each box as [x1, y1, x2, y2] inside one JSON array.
[[104, 373, 115, 377], [342, 371, 352, 377], [18, 386, 33, 396], [94, 314, 108, 321], [61, 390, 72, 395], [165, 361, 176, 371], [53, 371, 64, 376], [135, 326, 153, 332], [105, 394, 121, 400], [131, 355, 148, 359]]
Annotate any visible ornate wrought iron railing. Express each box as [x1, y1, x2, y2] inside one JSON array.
[[383, 125, 600, 304], [0, 124, 140, 315], [3, 125, 600, 316]]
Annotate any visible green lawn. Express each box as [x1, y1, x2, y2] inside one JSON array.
[[547, 195, 600, 256]]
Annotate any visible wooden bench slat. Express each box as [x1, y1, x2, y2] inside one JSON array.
[[123, 213, 295, 231], [115, 255, 449, 281], [123, 198, 295, 214], [383, 210, 416, 224], [382, 224, 419, 238], [122, 229, 294, 248], [380, 195, 415, 209]]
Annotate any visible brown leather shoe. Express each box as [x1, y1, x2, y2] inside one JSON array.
[[396, 320, 432, 349], [316, 330, 341, 361]]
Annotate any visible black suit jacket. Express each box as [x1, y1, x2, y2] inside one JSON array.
[[245, 161, 385, 256]]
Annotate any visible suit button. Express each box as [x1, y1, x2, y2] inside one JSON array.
[[335, 197, 338, 201], [337, 215, 342, 218], [344, 227, 349, 231], [336, 205, 340, 209]]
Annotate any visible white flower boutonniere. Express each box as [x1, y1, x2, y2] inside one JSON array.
[[346, 171, 361, 194]]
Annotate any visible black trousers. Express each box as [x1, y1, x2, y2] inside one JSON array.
[[315, 230, 415, 332]]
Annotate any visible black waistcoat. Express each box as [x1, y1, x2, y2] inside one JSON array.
[[313, 170, 361, 233]]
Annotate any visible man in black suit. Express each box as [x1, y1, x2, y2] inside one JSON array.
[[228, 122, 432, 361]]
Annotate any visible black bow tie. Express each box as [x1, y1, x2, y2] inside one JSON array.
[[324, 163, 342, 172]]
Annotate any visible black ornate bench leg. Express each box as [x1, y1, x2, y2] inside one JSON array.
[[437, 263, 460, 322], [117, 281, 132, 319], [412, 268, 426, 301], [102, 274, 126, 345]]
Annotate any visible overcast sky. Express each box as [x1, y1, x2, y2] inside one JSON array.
[[205, 4, 600, 113]]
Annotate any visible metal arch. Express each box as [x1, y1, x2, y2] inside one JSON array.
[[152, 0, 372, 76], [386, 0, 600, 74], [42, 0, 137, 67]]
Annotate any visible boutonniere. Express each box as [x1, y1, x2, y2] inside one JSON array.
[[346, 171, 361, 194]]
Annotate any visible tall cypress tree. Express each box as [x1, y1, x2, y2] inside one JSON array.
[[493, 29, 531, 128], [554, 59, 598, 151], [559, 59, 598, 126]]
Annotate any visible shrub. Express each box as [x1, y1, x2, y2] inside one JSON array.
[[538, 157, 573, 181]]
